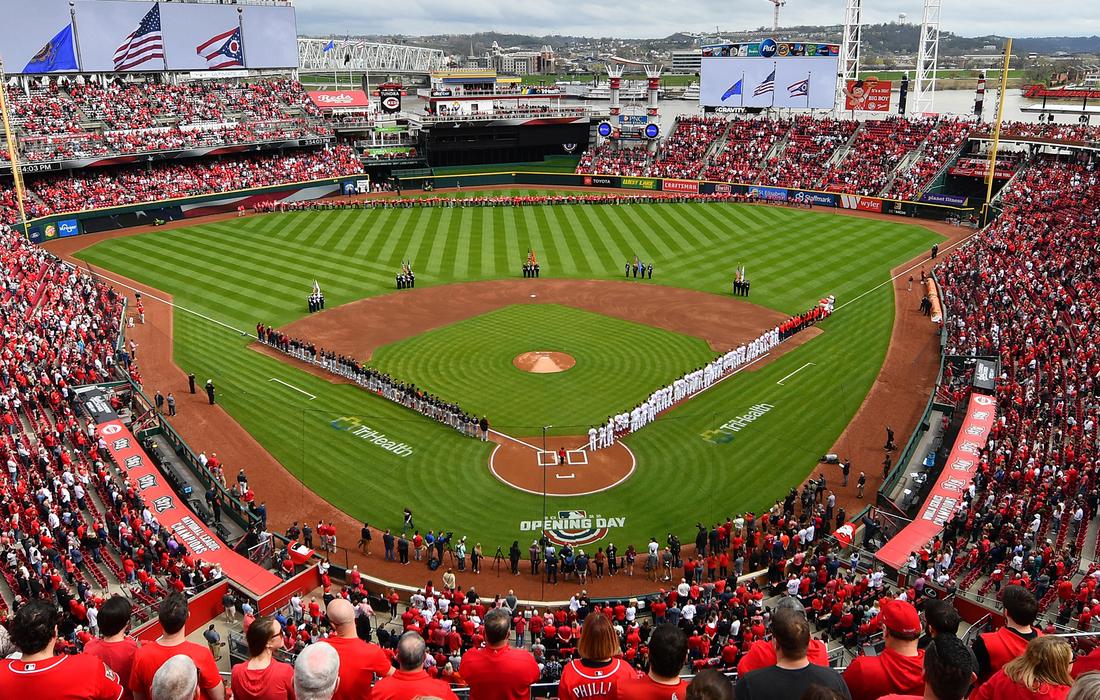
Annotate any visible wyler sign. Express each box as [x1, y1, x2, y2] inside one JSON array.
[[520, 510, 626, 546]]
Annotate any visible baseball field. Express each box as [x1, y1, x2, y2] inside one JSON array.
[[73, 191, 943, 548]]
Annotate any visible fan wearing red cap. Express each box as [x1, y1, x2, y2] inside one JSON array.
[[842, 599, 925, 700]]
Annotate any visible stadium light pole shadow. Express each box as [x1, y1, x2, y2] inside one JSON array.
[[542, 424, 550, 601]]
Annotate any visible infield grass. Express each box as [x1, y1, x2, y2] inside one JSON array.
[[75, 193, 942, 546]]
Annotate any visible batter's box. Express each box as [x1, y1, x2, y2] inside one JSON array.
[[567, 450, 588, 465], [538, 451, 558, 467]]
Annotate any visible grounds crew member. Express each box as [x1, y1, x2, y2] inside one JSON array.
[[973, 585, 1041, 683], [843, 598, 925, 700]]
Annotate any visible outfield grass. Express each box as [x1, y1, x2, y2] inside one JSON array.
[[371, 304, 716, 431], [75, 195, 942, 545]]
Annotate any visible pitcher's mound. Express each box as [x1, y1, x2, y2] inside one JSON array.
[[513, 351, 576, 374]]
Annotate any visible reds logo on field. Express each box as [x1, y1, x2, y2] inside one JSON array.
[[519, 510, 626, 547]]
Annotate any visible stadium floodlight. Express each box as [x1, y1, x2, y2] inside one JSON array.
[[913, 0, 942, 114], [766, 0, 787, 32], [836, 0, 863, 113]]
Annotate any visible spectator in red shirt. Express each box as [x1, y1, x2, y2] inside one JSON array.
[[558, 613, 636, 700], [0, 599, 124, 700], [293, 642, 340, 700], [371, 632, 458, 700], [324, 599, 393, 700], [878, 634, 977, 700], [973, 636, 1073, 700], [230, 616, 295, 700], [624, 624, 689, 699], [843, 599, 925, 700], [459, 608, 540, 700], [84, 596, 140, 700], [130, 593, 223, 700]]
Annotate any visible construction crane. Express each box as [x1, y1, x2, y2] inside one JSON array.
[[766, 0, 786, 32]]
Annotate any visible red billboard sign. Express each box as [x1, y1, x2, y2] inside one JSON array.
[[96, 420, 283, 595], [844, 78, 892, 112], [840, 194, 883, 213], [875, 394, 997, 569], [663, 179, 700, 194], [307, 90, 372, 109]]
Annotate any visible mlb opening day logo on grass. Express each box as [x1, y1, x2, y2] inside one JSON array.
[[520, 510, 627, 547], [330, 416, 414, 457]]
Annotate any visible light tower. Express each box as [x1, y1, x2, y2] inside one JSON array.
[[606, 63, 624, 119], [644, 65, 662, 155], [913, 0, 941, 114], [766, 0, 787, 32], [836, 0, 863, 112]]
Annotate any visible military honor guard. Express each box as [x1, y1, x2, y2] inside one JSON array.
[[522, 248, 540, 278], [396, 261, 415, 289], [732, 263, 750, 296], [307, 280, 325, 313]]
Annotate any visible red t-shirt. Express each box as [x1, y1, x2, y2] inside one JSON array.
[[842, 647, 925, 700], [736, 638, 830, 676], [460, 644, 540, 700], [325, 635, 393, 700], [0, 654, 124, 700], [129, 640, 221, 697], [230, 659, 296, 700], [558, 658, 636, 700], [973, 668, 1070, 700], [623, 674, 689, 700], [371, 668, 459, 700], [1072, 647, 1100, 678], [84, 637, 140, 700]]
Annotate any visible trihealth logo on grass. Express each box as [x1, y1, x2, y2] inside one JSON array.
[[330, 416, 414, 457], [700, 403, 775, 444], [520, 510, 626, 546]]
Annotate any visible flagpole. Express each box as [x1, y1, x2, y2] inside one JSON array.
[[69, 1, 84, 72], [771, 62, 776, 108], [237, 8, 247, 69], [807, 71, 812, 109], [161, 6, 171, 72], [331, 35, 337, 89], [741, 72, 745, 108]]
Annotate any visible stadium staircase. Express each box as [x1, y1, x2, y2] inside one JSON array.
[[703, 122, 735, 164], [820, 122, 864, 176], [753, 130, 792, 185], [877, 144, 928, 198]]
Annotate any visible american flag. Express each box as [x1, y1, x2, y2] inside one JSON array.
[[754, 70, 776, 96], [196, 27, 244, 70], [788, 78, 809, 97], [113, 5, 164, 71]]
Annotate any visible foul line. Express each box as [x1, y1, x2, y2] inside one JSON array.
[[488, 441, 638, 497], [489, 429, 542, 452], [268, 378, 316, 400], [777, 362, 815, 386], [82, 266, 254, 340], [834, 231, 980, 312]]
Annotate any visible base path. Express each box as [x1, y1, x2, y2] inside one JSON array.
[[281, 278, 806, 360]]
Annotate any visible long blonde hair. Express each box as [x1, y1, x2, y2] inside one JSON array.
[[1002, 636, 1073, 691]]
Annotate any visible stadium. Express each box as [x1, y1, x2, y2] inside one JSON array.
[[0, 0, 1097, 698]]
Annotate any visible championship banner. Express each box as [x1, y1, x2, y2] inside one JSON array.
[[96, 419, 283, 594], [875, 394, 997, 569], [844, 78, 892, 112], [307, 90, 371, 109]]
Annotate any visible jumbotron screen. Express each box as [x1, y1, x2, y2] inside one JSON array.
[[700, 39, 841, 110]]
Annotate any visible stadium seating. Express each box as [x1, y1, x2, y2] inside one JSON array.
[[821, 117, 935, 196], [883, 118, 972, 201], [645, 116, 729, 179], [757, 116, 859, 190], [935, 154, 1099, 613], [701, 117, 791, 184]]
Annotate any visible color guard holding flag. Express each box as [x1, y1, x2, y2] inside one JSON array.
[[307, 280, 325, 313], [522, 248, 540, 278]]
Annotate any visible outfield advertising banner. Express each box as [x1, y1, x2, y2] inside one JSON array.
[[57, 218, 80, 237], [789, 190, 837, 207], [748, 185, 788, 202], [663, 179, 700, 194], [581, 175, 620, 188], [920, 192, 969, 207], [843, 78, 893, 112], [620, 177, 659, 191], [839, 194, 884, 213], [875, 394, 997, 569]]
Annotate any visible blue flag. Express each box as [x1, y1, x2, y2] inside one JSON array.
[[24, 24, 78, 73], [323, 39, 335, 53], [721, 79, 743, 101]]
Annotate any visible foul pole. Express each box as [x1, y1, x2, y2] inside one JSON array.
[[0, 59, 29, 237], [983, 38, 1012, 225]]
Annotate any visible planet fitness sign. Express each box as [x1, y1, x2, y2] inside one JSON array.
[[520, 510, 627, 546]]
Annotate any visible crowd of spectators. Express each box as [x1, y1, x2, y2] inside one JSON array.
[[5, 77, 327, 163], [702, 117, 791, 184], [575, 142, 652, 176], [884, 118, 973, 201], [933, 153, 1099, 620], [821, 117, 936, 196], [646, 116, 729, 179], [758, 116, 860, 190], [981, 121, 1100, 145], [21, 146, 361, 219]]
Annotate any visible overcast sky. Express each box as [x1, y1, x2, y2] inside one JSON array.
[[295, 1, 1096, 39]]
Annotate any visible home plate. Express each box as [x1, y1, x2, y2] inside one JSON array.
[[555, 473, 575, 479]]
